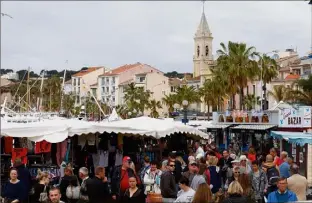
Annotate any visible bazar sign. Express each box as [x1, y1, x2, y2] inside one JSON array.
[[279, 107, 312, 128]]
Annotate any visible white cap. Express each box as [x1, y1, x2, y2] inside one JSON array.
[[239, 155, 247, 161]]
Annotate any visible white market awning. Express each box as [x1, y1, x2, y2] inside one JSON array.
[[95, 116, 209, 139], [231, 124, 277, 131]]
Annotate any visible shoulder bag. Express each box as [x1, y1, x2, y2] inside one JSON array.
[[39, 185, 48, 202], [66, 176, 81, 200]]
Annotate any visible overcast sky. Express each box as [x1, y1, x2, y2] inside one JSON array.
[[1, 1, 311, 73]]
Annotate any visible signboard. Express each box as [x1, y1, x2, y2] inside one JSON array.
[[279, 106, 312, 128]]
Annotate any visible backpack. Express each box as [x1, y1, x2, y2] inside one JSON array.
[[267, 167, 279, 185]]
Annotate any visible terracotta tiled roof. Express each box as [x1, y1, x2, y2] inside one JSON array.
[[187, 76, 201, 81], [100, 63, 142, 77], [169, 78, 182, 86], [285, 74, 300, 80], [72, 67, 103, 77]]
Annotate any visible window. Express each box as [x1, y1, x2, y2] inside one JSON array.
[[101, 78, 105, 86], [73, 79, 76, 86], [106, 87, 109, 93], [197, 46, 200, 57], [92, 89, 96, 96], [171, 86, 175, 92], [106, 97, 109, 102], [112, 97, 115, 102], [112, 86, 116, 92], [76, 96, 80, 104], [102, 87, 105, 94], [139, 77, 145, 82], [106, 78, 109, 83], [205, 46, 209, 56], [162, 91, 166, 95], [78, 78, 80, 86], [112, 77, 116, 84], [253, 85, 256, 95]]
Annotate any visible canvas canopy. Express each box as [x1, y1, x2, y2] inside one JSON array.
[[1, 116, 208, 143]]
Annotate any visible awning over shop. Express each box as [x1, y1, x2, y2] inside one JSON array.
[[271, 131, 312, 146], [231, 124, 277, 131], [206, 124, 232, 129]]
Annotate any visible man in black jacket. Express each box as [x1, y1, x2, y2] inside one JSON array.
[[111, 156, 140, 202], [217, 150, 233, 186], [86, 166, 110, 203], [160, 160, 177, 203], [169, 152, 182, 186]]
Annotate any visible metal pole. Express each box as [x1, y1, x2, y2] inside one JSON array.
[[183, 107, 187, 125]]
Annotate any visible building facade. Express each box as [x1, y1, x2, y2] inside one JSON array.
[[71, 66, 109, 106], [98, 63, 171, 113]]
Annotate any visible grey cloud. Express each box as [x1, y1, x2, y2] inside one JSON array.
[[1, 1, 311, 73]]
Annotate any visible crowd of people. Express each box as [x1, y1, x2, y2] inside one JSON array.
[[0, 141, 310, 203]]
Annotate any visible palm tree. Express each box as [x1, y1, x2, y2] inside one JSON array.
[[162, 94, 177, 116], [149, 99, 162, 118], [63, 93, 75, 117], [217, 41, 259, 110], [259, 54, 279, 110], [267, 85, 292, 103], [175, 85, 200, 108], [243, 94, 260, 110], [123, 83, 151, 114]]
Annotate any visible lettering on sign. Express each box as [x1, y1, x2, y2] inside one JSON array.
[[288, 117, 301, 125]]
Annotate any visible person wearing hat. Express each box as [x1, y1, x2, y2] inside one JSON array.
[[182, 160, 197, 184], [239, 155, 251, 175], [111, 156, 141, 202]]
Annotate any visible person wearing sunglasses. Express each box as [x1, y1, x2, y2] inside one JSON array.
[[224, 166, 241, 190], [160, 161, 177, 203]]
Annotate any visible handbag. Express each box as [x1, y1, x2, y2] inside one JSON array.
[[66, 176, 81, 200], [39, 185, 48, 202]]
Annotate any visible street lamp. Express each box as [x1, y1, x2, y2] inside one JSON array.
[[182, 100, 189, 125]]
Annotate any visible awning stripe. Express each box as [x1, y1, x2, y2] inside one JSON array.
[[270, 131, 312, 146], [231, 124, 277, 130]]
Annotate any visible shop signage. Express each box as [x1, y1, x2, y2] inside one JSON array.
[[279, 107, 312, 128]]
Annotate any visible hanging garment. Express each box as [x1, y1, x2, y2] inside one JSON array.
[[98, 150, 109, 167], [115, 151, 123, 166], [56, 140, 68, 166], [92, 152, 100, 168], [78, 134, 96, 148], [98, 134, 109, 151], [4, 137, 13, 154], [12, 148, 28, 165], [117, 133, 123, 146], [35, 140, 52, 154]]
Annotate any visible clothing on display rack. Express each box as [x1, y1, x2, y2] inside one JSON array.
[[78, 134, 97, 148], [98, 134, 109, 151], [56, 140, 68, 166], [115, 150, 123, 166], [35, 140, 52, 154], [4, 137, 13, 154], [11, 148, 28, 164], [92, 150, 109, 168]]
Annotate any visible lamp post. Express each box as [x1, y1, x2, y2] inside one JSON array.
[[181, 100, 189, 125]]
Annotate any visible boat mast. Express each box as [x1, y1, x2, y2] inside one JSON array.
[[60, 60, 68, 114], [26, 67, 30, 112]]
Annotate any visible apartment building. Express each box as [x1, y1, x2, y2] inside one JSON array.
[[98, 62, 173, 115], [71, 66, 109, 106]]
